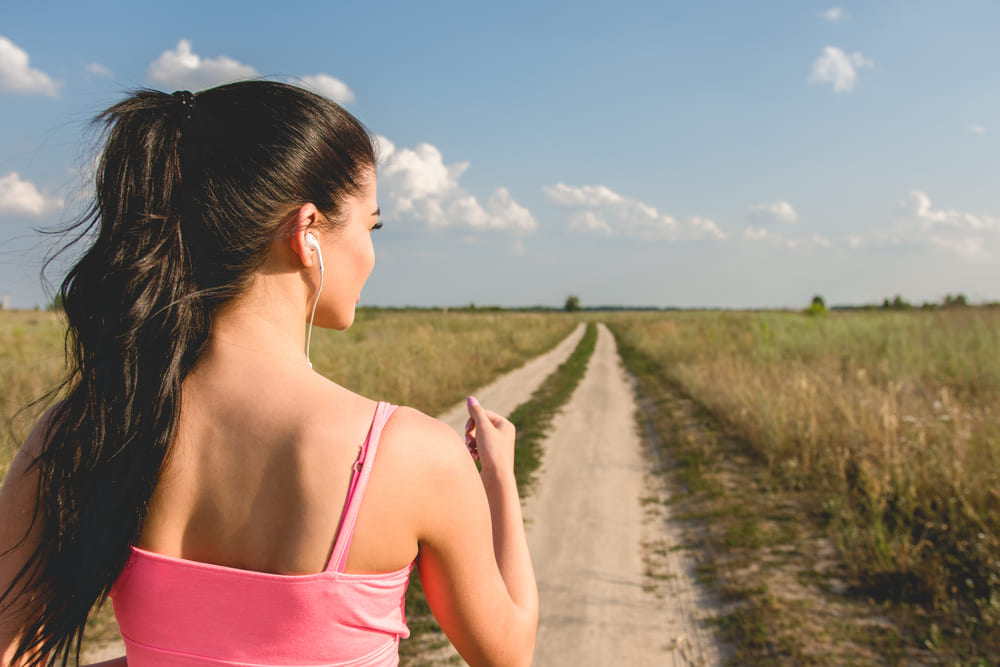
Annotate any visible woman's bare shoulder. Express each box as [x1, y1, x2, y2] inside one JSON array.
[[382, 406, 464, 451], [377, 406, 475, 480], [373, 406, 483, 539]]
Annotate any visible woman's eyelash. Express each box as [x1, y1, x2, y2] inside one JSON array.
[[372, 221, 383, 231]]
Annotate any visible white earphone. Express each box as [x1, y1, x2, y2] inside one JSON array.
[[304, 232, 324, 368]]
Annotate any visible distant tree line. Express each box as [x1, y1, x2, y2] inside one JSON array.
[[808, 292, 982, 314], [880, 293, 968, 311]]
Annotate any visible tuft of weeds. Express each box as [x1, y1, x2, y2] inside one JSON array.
[[506, 323, 597, 497]]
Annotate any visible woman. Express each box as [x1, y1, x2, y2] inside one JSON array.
[[0, 81, 537, 666]]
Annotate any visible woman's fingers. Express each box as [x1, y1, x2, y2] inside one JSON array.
[[465, 397, 515, 471], [466, 397, 510, 432], [464, 415, 478, 459]]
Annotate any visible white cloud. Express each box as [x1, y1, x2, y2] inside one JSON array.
[[547, 182, 728, 242], [742, 226, 768, 241], [747, 200, 798, 224], [930, 235, 985, 258], [830, 190, 997, 259], [377, 135, 536, 233], [632, 214, 680, 240], [782, 191, 1000, 257], [545, 183, 623, 208], [483, 187, 537, 232], [570, 210, 614, 235], [86, 62, 113, 78], [0, 172, 63, 216], [297, 73, 355, 104], [905, 190, 998, 231], [823, 7, 846, 21], [147, 39, 258, 91], [0, 36, 61, 96], [148, 40, 359, 109], [548, 183, 731, 242], [374, 135, 396, 164], [690, 216, 727, 240], [379, 140, 464, 225], [970, 124, 986, 135], [809, 46, 872, 92]]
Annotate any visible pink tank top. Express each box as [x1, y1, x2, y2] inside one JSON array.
[[111, 402, 412, 666]]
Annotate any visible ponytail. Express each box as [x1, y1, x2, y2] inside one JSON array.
[[8, 90, 208, 665], [4, 81, 375, 665]]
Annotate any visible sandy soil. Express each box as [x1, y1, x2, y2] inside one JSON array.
[[524, 324, 723, 666]]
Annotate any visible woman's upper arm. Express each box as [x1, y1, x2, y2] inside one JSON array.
[[390, 410, 534, 666], [0, 414, 50, 665]]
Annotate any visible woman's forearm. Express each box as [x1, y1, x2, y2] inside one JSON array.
[[480, 466, 538, 618]]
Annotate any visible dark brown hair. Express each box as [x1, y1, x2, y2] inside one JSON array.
[[2, 80, 375, 665]]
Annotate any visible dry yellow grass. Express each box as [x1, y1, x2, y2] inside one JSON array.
[[1, 307, 576, 479], [0, 310, 66, 477], [309, 308, 578, 417], [609, 308, 1000, 660]]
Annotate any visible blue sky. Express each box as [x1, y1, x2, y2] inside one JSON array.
[[1, 1, 998, 309]]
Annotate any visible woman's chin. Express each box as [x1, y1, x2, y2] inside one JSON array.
[[310, 307, 355, 332], [331, 308, 356, 331]]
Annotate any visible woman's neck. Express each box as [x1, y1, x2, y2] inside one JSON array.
[[207, 276, 312, 368]]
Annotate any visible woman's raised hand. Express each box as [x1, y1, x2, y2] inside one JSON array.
[[464, 397, 516, 474]]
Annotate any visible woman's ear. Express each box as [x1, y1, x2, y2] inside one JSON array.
[[288, 203, 321, 268]]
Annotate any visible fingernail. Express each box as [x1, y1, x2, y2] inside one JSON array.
[[465, 434, 473, 445], [467, 396, 479, 407]]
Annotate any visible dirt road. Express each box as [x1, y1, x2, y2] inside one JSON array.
[[436, 323, 585, 433], [524, 323, 723, 666]]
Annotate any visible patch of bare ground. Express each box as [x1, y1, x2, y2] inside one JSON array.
[[399, 323, 586, 666], [525, 324, 726, 666], [637, 452, 732, 665], [624, 348, 948, 666]]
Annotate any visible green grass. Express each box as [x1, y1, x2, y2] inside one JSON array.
[[507, 323, 598, 497]]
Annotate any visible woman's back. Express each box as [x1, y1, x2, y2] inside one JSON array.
[[113, 398, 413, 666], [139, 336, 418, 578]]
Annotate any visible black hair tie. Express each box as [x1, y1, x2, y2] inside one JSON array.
[[172, 90, 195, 122]]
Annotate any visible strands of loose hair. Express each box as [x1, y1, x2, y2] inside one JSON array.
[[2, 80, 375, 665]]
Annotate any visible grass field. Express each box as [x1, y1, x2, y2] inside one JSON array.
[[4, 307, 998, 662], [0, 308, 578, 474], [0, 307, 578, 660], [609, 308, 1000, 663]]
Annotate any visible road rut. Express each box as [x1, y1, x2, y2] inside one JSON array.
[[524, 323, 722, 666]]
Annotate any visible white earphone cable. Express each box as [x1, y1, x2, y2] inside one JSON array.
[[305, 239, 323, 368]]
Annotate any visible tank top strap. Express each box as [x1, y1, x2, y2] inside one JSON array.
[[327, 401, 397, 573]]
